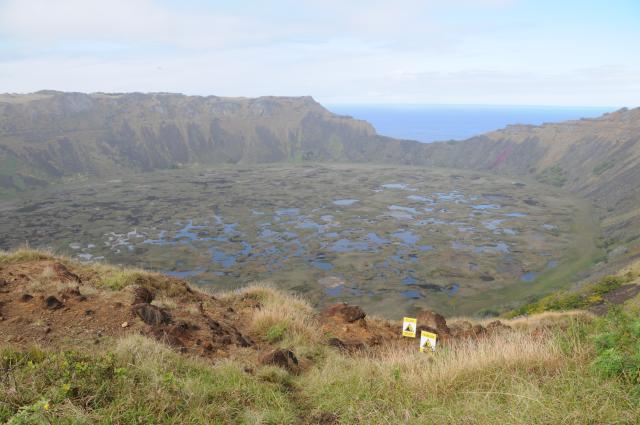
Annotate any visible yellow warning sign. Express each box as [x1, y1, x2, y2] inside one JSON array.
[[402, 317, 417, 338], [419, 330, 437, 352]]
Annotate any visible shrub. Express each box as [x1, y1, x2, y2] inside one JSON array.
[[591, 308, 640, 388], [593, 160, 614, 176], [536, 165, 568, 187], [265, 323, 288, 343], [507, 274, 628, 317]]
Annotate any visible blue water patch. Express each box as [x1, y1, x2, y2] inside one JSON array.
[[311, 253, 334, 270], [434, 191, 465, 202], [389, 205, 419, 214], [275, 208, 300, 217], [144, 230, 168, 245], [391, 251, 419, 264], [402, 275, 417, 285], [366, 232, 388, 244], [175, 220, 207, 242], [333, 199, 359, 206], [401, 290, 422, 299], [325, 285, 343, 297], [447, 283, 460, 295], [472, 204, 500, 210], [210, 247, 236, 268], [521, 272, 538, 282], [504, 212, 528, 217], [296, 220, 325, 231], [451, 241, 471, 251], [382, 183, 411, 190], [483, 219, 504, 231], [547, 260, 558, 269], [240, 241, 252, 256], [418, 245, 434, 251], [407, 195, 431, 202], [164, 268, 206, 279], [223, 223, 238, 235], [392, 230, 420, 245], [330, 239, 370, 253], [474, 242, 510, 254]]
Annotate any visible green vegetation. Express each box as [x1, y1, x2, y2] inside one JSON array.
[[2, 249, 640, 423], [265, 323, 288, 343], [592, 160, 615, 176], [3, 315, 640, 423], [0, 337, 298, 424], [535, 165, 568, 187], [506, 274, 628, 317], [0, 248, 54, 265], [98, 270, 151, 291], [591, 308, 640, 389], [0, 163, 583, 317]]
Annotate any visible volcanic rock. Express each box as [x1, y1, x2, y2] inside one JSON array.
[[416, 309, 450, 336], [52, 263, 81, 283], [44, 295, 63, 310], [133, 304, 172, 326], [327, 337, 366, 353], [322, 302, 366, 323], [259, 349, 299, 372], [132, 286, 154, 305]]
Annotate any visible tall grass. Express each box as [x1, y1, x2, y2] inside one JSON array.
[[301, 323, 639, 424], [0, 247, 55, 264], [2, 249, 640, 423], [1, 335, 300, 424], [222, 283, 325, 358]]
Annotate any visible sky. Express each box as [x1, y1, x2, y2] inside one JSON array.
[[0, 0, 638, 106]]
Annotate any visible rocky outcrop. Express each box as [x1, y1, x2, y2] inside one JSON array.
[[44, 295, 63, 310], [321, 302, 366, 323], [132, 286, 154, 305], [259, 349, 299, 372], [52, 263, 81, 283], [416, 309, 451, 338], [133, 304, 172, 326]]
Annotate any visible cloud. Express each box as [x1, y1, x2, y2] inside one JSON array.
[[0, 0, 637, 106], [0, 0, 514, 48]]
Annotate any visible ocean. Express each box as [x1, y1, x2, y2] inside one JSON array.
[[326, 104, 616, 143]]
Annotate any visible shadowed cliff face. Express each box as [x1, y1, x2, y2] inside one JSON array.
[[0, 91, 425, 193], [417, 108, 640, 244]]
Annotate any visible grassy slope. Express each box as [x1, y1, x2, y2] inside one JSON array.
[[453, 197, 604, 315], [1, 249, 640, 424]]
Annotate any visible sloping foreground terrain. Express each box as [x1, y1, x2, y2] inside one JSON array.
[[2, 248, 640, 424]]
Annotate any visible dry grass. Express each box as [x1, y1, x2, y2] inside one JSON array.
[[222, 283, 324, 355], [3, 248, 640, 423], [504, 310, 593, 331], [152, 296, 178, 310], [0, 247, 55, 264], [301, 323, 640, 424]]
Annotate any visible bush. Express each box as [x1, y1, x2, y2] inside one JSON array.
[[536, 165, 568, 187], [591, 308, 640, 388], [265, 323, 288, 343], [507, 274, 628, 317], [593, 161, 614, 176], [0, 339, 298, 423]]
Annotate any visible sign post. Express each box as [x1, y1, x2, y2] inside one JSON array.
[[402, 317, 417, 338], [419, 330, 437, 352]]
